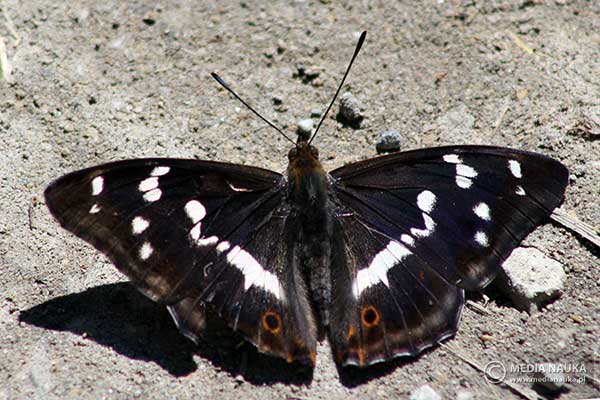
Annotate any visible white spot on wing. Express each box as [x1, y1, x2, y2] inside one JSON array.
[[456, 164, 478, 178], [185, 200, 206, 224], [456, 175, 473, 189], [410, 213, 436, 238], [263, 273, 281, 300], [197, 236, 218, 246], [508, 160, 522, 178], [454, 163, 477, 189], [473, 202, 491, 221], [443, 154, 461, 164], [132, 216, 150, 234], [143, 188, 162, 202], [139, 177, 159, 192], [91, 176, 104, 196], [89, 203, 101, 214], [515, 185, 526, 196], [226, 245, 283, 300], [151, 166, 170, 176], [216, 241, 231, 254], [139, 242, 154, 260], [474, 231, 489, 247], [352, 241, 412, 298], [227, 182, 251, 192], [417, 190, 436, 213], [401, 234, 415, 246], [190, 223, 201, 240]]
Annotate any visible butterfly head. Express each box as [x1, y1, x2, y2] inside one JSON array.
[[287, 141, 328, 208], [288, 141, 319, 164]]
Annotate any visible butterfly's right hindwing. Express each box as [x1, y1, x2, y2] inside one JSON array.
[[45, 159, 316, 365]]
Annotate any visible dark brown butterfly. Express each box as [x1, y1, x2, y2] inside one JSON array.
[[45, 31, 568, 367]]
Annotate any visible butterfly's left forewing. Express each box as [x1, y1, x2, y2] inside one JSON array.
[[45, 159, 317, 365], [327, 146, 568, 366]]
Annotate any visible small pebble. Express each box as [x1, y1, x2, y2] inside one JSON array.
[[456, 390, 474, 400], [338, 92, 364, 126], [75, 9, 90, 23], [409, 385, 441, 400], [480, 333, 493, 343], [297, 119, 314, 138], [311, 108, 322, 118], [375, 130, 402, 153], [570, 315, 583, 324], [272, 95, 283, 106]]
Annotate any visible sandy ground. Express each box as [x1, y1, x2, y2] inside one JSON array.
[[1, 1, 599, 399]]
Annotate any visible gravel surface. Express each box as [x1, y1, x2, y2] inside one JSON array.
[[1, 1, 599, 399]]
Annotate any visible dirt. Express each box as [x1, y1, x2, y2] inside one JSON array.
[[1, 1, 599, 399]]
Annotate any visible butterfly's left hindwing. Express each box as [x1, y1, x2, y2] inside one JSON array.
[[328, 146, 568, 366], [45, 159, 317, 365]]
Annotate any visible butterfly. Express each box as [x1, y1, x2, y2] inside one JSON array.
[[44, 31, 568, 368]]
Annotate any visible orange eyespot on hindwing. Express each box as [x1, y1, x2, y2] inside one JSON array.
[[262, 311, 282, 334], [361, 305, 380, 328]]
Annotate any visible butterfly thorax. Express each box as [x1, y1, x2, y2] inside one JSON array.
[[287, 141, 333, 328]]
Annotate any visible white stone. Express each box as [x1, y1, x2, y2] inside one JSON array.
[[409, 384, 442, 400], [498, 247, 566, 313], [456, 390, 474, 400]]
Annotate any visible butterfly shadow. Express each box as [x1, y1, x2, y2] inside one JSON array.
[[18, 282, 312, 384]]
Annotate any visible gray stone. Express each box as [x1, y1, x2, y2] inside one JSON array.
[[338, 92, 364, 125], [498, 248, 566, 313], [456, 390, 474, 400], [311, 108, 322, 118], [376, 130, 403, 153], [297, 118, 314, 138], [409, 385, 442, 400], [437, 104, 476, 143]]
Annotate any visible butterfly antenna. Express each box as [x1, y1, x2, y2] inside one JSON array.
[[211, 72, 296, 145], [308, 30, 367, 145]]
